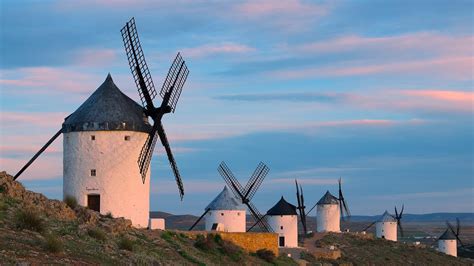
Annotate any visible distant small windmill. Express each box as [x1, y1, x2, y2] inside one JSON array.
[[438, 218, 465, 257], [306, 178, 350, 232], [218, 161, 273, 232], [363, 205, 404, 241]]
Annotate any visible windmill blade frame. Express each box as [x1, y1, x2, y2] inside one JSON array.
[[363, 221, 376, 232], [159, 53, 189, 113], [295, 179, 308, 234], [189, 208, 210, 231], [121, 17, 157, 109], [338, 178, 351, 219], [14, 128, 63, 180]]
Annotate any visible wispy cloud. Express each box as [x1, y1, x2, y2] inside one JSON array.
[[75, 49, 119, 67], [368, 188, 474, 200], [215, 92, 345, 103], [181, 42, 255, 58]]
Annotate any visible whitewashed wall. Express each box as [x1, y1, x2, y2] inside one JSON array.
[[316, 204, 340, 232], [205, 210, 246, 232], [376, 221, 397, 241], [267, 215, 298, 247], [438, 239, 457, 257], [63, 131, 150, 227]]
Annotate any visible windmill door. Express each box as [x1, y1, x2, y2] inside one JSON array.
[[279, 236, 285, 247], [87, 194, 100, 212]]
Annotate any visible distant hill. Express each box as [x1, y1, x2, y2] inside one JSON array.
[[347, 213, 474, 223]]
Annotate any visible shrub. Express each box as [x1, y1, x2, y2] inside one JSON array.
[[256, 249, 276, 263], [219, 240, 243, 262], [87, 227, 107, 241], [194, 234, 216, 251], [44, 234, 64, 253], [161, 231, 174, 242], [118, 237, 134, 251], [63, 195, 77, 209], [105, 212, 113, 218], [14, 209, 45, 233]]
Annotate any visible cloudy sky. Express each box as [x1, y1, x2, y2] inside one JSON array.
[[1, 0, 472, 216]]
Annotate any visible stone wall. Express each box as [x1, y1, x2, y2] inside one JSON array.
[[184, 231, 279, 256]]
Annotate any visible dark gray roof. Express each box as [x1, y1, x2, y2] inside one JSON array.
[[317, 190, 339, 205], [206, 186, 245, 211], [267, 196, 297, 216], [63, 74, 151, 133], [439, 229, 457, 240], [378, 211, 396, 222]]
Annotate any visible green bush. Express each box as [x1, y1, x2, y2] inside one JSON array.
[[256, 249, 276, 263], [44, 234, 63, 253], [118, 237, 134, 251], [194, 234, 216, 251], [63, 195, 77, 209], [161, 231, 174, 242], [87, 227, 107, 241], [14, 209, 45, 233]]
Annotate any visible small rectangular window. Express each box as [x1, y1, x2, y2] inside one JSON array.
[[280, 226, 283, 230], [91, 135, 95, 141], [221, 213, 224, 216], [124, 136, 130, 141], [90, 169, 96, 176]]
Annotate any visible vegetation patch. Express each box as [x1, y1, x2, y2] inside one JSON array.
[[256, 249, 276, 263], [104, 212, 113, 218], [117, 236, 135, 251], [63, 195, 77, 209], [87, 227, 107, 241], [14, 208, 45, 233], [44, 234, 64, 253]]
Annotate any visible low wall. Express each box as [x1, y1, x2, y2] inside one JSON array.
[[183, 231, 279, 256]]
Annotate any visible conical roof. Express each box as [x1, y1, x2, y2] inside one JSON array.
[[267, 196, 297, 216], [316, 190, 339, 205], [206, 186, 245, 211], [63, 74, 151, 133], [439, 229, 457, 240], [377, 210, 396, 222]]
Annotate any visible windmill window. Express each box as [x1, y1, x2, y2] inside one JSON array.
[[237, 212, 240, 216], [280, 226, 284, 230], [124, 136, 131, 141], [90, 169, 96, 176], [91, 135, 96, 141], [221, 213, 224, 216]]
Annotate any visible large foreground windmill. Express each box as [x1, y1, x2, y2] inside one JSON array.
[[13, 17, 189, 227], [218, 161, 273, 232]]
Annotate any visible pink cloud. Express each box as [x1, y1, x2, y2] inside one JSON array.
[[75, 49, 118, 67], [181, 42, 255, 58], [402, 90, 474, 104], [296, 33, 473, 56], [235, 0, 327, 17], [0, 67, 101, 94], [1, 111, 67, 128], [270, 56, 472, 80], [0, 157, 62, 181]]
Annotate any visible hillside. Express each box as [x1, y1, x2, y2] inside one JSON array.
[[1, 171, 472, 265], [0, 172, 291, 265]]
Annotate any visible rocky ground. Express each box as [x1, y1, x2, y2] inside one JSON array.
[[0, 171, 293, 265]]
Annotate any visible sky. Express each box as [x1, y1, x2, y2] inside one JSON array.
[[0, 0, 473, 216]]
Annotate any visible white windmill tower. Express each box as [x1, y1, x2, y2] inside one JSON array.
[[12, 18, 189, 228], [375, 211, 398, 241], [363, 205, 404, 242], [266, 196, 298, 248], [438, 218, 465, 257], [189, 186, 246, 232], [313, 178, 350, 233]]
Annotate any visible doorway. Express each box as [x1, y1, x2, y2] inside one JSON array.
[[279, 236, 285, 247], [87, 194, 100, 212]]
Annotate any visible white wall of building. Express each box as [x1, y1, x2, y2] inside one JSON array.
[[438, 240, 457, 257], [149, 218, 165, 230], [376, 221, 397, 241], [268, 215, 298, 248], [205, 210, 246, 232], [316, 204, 340, 232], [63, 131, 150, 228]]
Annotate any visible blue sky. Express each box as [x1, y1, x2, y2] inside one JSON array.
[[0, 0, 473, 215]]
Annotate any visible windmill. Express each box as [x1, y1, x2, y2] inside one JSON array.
[[12, 17, 189, 227], [121, 17, 189, 199], [295, 179, 308, 235], [218, 161, 273, 232], [438, 218, 466, 257], [362, 205, 404, 241]]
